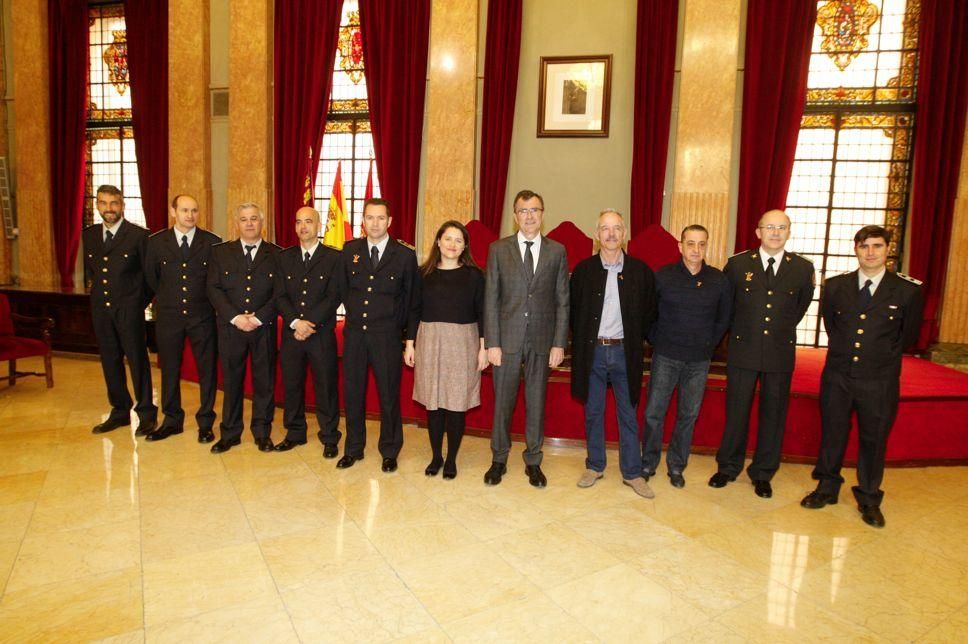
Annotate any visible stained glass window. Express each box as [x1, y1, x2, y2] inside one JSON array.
[[786, 0, 919, 347], [85, 2, 144, 228], [313, 0, 381, 236]]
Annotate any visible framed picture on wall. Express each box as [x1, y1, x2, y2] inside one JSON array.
[[537, 55, 612, 138]]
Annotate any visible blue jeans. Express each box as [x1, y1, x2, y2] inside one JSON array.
[[583, 343, 642, 480], [642, 352, 711, 475]]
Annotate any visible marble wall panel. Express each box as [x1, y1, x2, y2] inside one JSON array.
[[11, 0, 54, 287], [670, 0, 742, 263], [939, 134, 968, 343], [421, 0, 478, 258], [226, 0, 271, 239], [0, 9, 11, 283], [169, 0, 212, 230]]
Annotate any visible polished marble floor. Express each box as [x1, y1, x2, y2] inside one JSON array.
[[0, 355, 966, 642]]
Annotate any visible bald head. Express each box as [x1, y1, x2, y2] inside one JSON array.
[[755, 209, 792, 253], [295, 207, 321, 246]]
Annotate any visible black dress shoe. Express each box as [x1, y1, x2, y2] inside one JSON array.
[[642, 470, 656, 482], [92, 417, 130, 434], [145, 425, 183, 442], [483, 462, 507, 485], [669, 472, 686, 488], [323, 443, 339, 459], [753, 480, 773, 498], [800, 490, 838, 509], [210, 438, 241, 454], [525, 464, 547, 488], [198, 428, 215, 444], [336, 454, 362, 469], [274, 438, 306, 452], [442, 461, 457, 480], [256, 437, 274, 452], [135, 419, 157, 437], [859, 504, 885, 528], [382, 457, 398, 472], [708, 472, 735, 488], [425, 457, 443, 476]]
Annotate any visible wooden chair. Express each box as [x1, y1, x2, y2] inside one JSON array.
[[0, 293, 55, 388]]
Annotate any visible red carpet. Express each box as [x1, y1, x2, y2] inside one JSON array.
[[179, 323, 968, 466]]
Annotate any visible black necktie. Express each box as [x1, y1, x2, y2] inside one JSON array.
[[181, 235, 190, 260], [524, 241, 535, 281], [105, 230, 114, 245], [370, 245, 380, 269], [766, 257, 776, 287], [245, 244, 255, 268], [858, 278, 873, 310], [304, 250, 311, 267]]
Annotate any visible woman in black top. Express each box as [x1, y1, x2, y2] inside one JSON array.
[[404, 220, 487, 479]]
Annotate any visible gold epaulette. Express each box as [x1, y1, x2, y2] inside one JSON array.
[[397, 239, 416, 250]]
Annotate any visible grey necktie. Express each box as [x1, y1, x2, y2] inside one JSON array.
[[304, 250, 311, 267], [858, 278, 873, 310], [370, 245, 380, 269], [766, 257, 776, 288], [523, 241, 535, 281], [245, 244, 255, 268], [181, 235, 190, 260]]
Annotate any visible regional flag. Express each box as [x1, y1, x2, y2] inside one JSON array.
[[323, 162, 347, 249]]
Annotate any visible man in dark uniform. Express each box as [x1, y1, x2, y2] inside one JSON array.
[[275, 206, 342, 457], [206, 203, 281, 454], [83, 184, 157, 436], [143, 194, 221, 443], [709, 209, 814, 498], [336, 197, 419, 472], [800, 225, 923, 528]]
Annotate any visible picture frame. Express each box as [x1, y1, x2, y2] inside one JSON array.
[[537, 55, 612, 138]]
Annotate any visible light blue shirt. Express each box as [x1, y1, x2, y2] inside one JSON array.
[[597, 252, 624, 339]]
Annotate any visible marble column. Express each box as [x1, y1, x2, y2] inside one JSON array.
[[169, 0, 212, 229], [939, 133, 968, 344], [668, 0, 743, 269], [226, 0, 271, 238], [420, 0, 478, 259], [11, 0, 55, 288]]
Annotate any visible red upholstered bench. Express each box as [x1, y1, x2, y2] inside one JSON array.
[[0, 293, 55, 388]]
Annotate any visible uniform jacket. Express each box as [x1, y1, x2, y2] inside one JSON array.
[[822, 270, 923, 380], [569, 252, 656, 405], [82, 219, 152, 311], [276, 242, 342, 331], [483, 234, 570, 355], [724, 249, 814, 372], [338, 237, 419, 338], [145, 227, 221, 322], [206, 240, 281, 327]]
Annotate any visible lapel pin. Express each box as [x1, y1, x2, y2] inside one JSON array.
[[696, 281, 702, 288], [745, 272, 753, 282], [352, 254, 360, 264]]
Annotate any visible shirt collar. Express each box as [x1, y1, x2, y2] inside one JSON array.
[[173, 226, 196, 245], [858, 268, 886, 291], [600, 251, 624, 271], [759, 247, 785, 271], [367, 235, 390, 256], [240, 238, 262, 253], [517, 230, 541, 250], [300, 240, 320, 259], [103, 219, 123, 238]]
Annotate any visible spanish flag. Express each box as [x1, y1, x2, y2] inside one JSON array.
[[323, 162, 347, 249]]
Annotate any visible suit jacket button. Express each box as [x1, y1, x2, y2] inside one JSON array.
[[369, 275, 374, 280], [857, 329, 864, 335], [855, 342, 861, 348], [763, 329, 769, 335], [362, 325, 367, 330], [767, 290, 774, 296], [853, 356, 859, 362], [105, 301, 111, 307], [859, 313, 866, 320], [364, 300, 368, 305]]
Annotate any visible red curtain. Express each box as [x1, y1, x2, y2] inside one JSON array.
[[48, 0, 89, 288], [478, 0, 522, 235], [359, 0, 431, 245], [908, 0, 968, 349], [124, 0, 169, 232], [629, 0, 678, 232], [734, 0, 817, 252], [273, 1, 344, 248]]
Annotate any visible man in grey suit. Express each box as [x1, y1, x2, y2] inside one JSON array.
[[483, 189, 570, 487]]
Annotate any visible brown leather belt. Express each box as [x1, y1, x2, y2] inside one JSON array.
[[596, 338, 623, 346]]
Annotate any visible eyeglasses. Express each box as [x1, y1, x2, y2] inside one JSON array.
[[515, 207, 544, 216], [759, 224, 789, 232]]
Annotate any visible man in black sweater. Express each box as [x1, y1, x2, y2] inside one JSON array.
[[642, 225, 732, 488]]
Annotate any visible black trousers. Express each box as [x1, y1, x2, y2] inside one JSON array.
[[342, 329, 403, 459], [280, 327, 341, 445], [814, 368, 899, 507], [217, 323, 277, 441], [716, 365, 793, 481], [156, 314, 217, 430], [92, 305, 156, 422]]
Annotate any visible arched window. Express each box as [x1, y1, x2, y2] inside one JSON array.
[[786, 0, 920, 347], [313, 0, 380, 236], [85, 2, 144, 227]]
